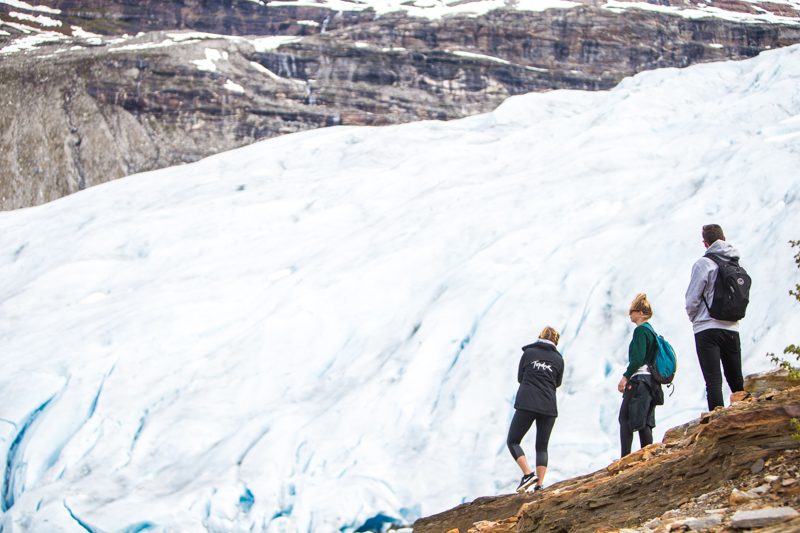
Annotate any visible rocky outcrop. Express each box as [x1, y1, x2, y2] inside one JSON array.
[[413, 370, 800, 533], [745, 368, 798, 396], [2, 1, 800, 209]]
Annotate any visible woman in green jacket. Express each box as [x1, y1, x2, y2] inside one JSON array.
[[617, 293, 663, 457]]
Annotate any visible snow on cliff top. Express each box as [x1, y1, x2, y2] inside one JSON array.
[[2, 0, 799, 56]]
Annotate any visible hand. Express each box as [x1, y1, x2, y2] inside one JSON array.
[[617, 376, 628, 393]]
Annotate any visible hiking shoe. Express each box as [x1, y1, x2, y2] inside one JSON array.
[[533, 484, 544, 492], [516, 472, 538, 493]]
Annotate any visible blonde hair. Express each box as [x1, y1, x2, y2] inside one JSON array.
[[538, 326, 560, 346], [629, 293, 653, 318]]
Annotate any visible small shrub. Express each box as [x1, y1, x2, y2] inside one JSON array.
[[767, 240, 800, 380], [791, 418, 800, 442]]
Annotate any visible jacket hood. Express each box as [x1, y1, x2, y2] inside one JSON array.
[[522, 340, 559, 353], [706, 240, 740, 261]]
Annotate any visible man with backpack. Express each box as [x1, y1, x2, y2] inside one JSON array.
[[685, 224, 751, 411]]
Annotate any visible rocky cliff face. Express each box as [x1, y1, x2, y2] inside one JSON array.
[[413, 369, 800, 533], [1, 0, 800, 209]]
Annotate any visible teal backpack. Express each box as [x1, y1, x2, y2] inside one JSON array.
[[641, 322, 677, 385]]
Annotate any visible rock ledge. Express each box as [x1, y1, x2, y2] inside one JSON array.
[[414, 370, 800, 533]]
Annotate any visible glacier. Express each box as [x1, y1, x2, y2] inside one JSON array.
[[0, 44, 799, 532]]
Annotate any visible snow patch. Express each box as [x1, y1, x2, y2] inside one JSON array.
[[166, 31, 237, 42], [603, 0, 800, 25], [0, 32, 65, 54], [249, 60, 279, 78], [249, 36, 302, 52], [191, 48, 228, 72], [224, 79, 245, 93], [451, 50, 511, 64], [267, 0, 579, 19], [0, 0, 61, 14], [514, 0, 582, 12], [249, 61, 307, 85], [450, 51, 548, 72], [8, 10, 61, 27], [70, 26, 101, 42], [69, 26, 99, 38], [110, 39, 180, 52], [0, 20, 35, 34]]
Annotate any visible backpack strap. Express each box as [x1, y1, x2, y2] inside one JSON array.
[[700, 253, 727, 312], [704, 252, 738, 265], [639, 322, 658, 366], [641, 323, 674, 393]]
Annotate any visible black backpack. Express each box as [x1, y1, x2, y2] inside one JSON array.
[[703, 253, 751, 321]]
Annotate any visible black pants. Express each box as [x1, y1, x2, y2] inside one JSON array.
[[694, 328, 743, 411], [506, 409, 556, 467], [619, 375, 655, 458]]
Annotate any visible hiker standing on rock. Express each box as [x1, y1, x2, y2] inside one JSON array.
[[618, 294, 664, 458], [685, 224, 750, 411], [507, 326, 564, 493]]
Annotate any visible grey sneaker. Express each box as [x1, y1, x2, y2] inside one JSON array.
[[516, 472, 538, 493]]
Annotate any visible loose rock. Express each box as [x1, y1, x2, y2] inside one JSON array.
[[672, 514, 723, 530], [644, 517, 662, 529], [752, 484, 772, 494], [730, 507, 800, 528], [729, 488, 759, 505], [731, 391, 751, 403]]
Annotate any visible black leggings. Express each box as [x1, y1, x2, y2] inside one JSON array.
[[506, 409, 556, 467], [619, 424, 652, 458], [695, 329, 743, 411]]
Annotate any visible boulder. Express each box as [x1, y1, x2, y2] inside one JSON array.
[[744, 368, 799, 396], [730, 507, 799, 528], [671, 514, 723, 530]]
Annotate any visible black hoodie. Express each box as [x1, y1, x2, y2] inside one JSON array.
[[513, 340, 564, 416]]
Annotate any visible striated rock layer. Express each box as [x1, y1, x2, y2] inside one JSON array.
[[1, 1, 800, 208], [2, 0, 800, 40], [413, 370, 800, 533]]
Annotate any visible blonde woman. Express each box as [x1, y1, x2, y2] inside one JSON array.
[[507, 326, 564, 493], [617, 294, 664, 457]]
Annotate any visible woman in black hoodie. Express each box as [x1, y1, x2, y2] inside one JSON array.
[[507, 326, 564, 493]]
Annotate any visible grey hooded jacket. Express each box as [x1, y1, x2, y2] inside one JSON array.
[[685, 240, 742, 334]]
